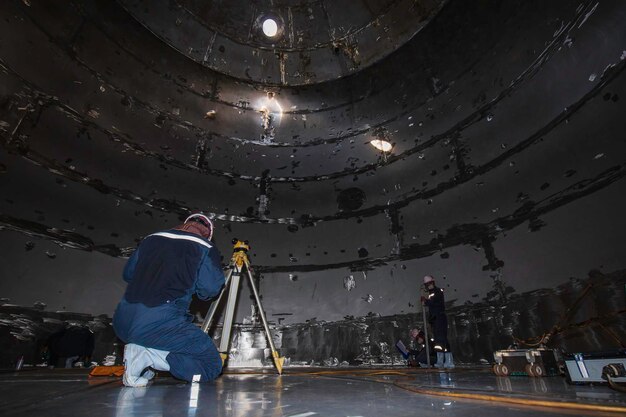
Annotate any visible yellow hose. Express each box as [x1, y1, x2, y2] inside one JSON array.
[[222, 367, 626, 414], [392, 379, 626, 414]]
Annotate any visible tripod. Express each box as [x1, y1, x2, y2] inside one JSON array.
[[200, 239, 285, 374]]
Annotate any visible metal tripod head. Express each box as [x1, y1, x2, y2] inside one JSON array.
[[229, 238, 251, 272]]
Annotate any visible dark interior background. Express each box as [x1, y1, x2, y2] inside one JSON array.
[[1, 0, 625, 366]]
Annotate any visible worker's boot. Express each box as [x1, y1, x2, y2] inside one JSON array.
[[123, 344, 151, 387], [141, 368, 156, 381], [444, 352, 455, 369], [434, 352, 445, 368], [146, 348, 171, 373], [136, 348, 171, 381]]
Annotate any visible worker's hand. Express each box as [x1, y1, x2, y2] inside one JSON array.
[[420, 296, 426, 304]]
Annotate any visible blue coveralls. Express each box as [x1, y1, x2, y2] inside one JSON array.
[[424, 286, 450, 352], [113, 229, 225, 382]]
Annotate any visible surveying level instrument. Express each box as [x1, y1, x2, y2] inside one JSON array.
[[201, 238, 285, 374]]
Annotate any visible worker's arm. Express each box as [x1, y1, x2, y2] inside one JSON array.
[[195, 248, 225, 300], [425, 288, 445, 310], [122, 248, 140, 283]]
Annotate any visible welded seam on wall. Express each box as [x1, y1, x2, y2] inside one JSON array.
[[1, 161, 624, 268], [0, 213, 134, 257]]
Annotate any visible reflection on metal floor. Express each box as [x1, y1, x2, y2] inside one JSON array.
[[1, 367, 625, 417]]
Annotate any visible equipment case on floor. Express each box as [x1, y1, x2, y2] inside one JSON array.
[[563, 349, 626, 384], [493, 348, 560, 377]]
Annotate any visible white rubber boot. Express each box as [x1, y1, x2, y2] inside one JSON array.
[[123, 344, 151, 387], [444, 352, 455, 369], [142, 368, 156, 381], [146, 348, 170, 371], [434, 352, 445, 368], [140, 348, 171, 381]]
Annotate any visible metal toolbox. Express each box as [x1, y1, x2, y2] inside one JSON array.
[[563, 349, 626, 384], [493, 348, 561, 377]]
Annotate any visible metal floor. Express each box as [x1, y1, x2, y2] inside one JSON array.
[[1, 367, 625, 417]]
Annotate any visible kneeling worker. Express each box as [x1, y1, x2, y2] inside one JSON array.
[[113, 213, 225, 387]]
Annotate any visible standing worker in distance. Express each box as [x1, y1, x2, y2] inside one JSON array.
[[421, 275, 454, 368], [113, 213, 225, 387]]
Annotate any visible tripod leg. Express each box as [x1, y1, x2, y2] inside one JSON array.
[[219, 270, 242, 354], [201, 269, 233, 334], [244, 259, 285, 374], [422, 302, 431, 367]]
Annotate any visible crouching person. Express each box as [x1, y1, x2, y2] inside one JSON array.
[[113, 213, 225, 387], [408, 328, 435, 367]]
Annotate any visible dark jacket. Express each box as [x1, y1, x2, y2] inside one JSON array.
[[123, 229, 224, 308], [424, 286, 446, 318]]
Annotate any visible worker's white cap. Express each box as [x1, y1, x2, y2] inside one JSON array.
[[185, 213, 214, 240], [423, 275, 435, 284]]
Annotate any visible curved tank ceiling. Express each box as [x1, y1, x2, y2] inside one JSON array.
[[117, 0, 447, 85], [1, 0, 625, 326]]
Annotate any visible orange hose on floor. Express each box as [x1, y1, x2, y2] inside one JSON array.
[[392, 379, 626, 414], [224, 367, 626, 414]]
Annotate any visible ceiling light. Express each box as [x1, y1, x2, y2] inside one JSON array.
[[257, 92, 283, 144], [370, 139, 392, 152], [257, 92, 283, 116], [262, 18, 278, 37]]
